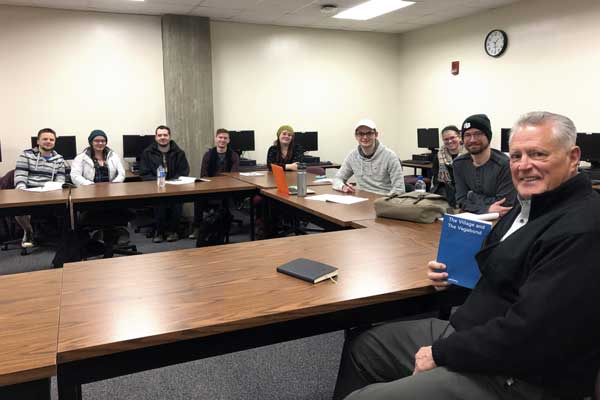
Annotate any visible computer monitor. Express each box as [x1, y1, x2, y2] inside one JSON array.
[[30, 135, 77, 160], [122, 135, 155, 159], [229, 130, 255, 152], [295, 131, 318, 152], [501, 128, 511, 152], [417, 128, 439, 150], [576, 132, 600, 168]]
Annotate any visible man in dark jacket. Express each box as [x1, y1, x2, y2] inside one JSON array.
[[139, 125, 190, 243], [454, 114, 516, 216], [333, 112, 600, 400], [189, 128, 240, 239]]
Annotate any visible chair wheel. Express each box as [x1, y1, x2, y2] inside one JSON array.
[[132, 246, 137, 252], [134, 227, 140, 233], [20, 248, 28, 256]]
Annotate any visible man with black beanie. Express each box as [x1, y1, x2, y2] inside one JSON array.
[[452, 114, 516, 215], [332, 111, 600, 400]]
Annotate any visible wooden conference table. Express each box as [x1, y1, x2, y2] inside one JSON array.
[[261, 185, 381, 229], [69, 176, 258, 237], [70, 176, 256, 206], [0, 187, 69, 218], [225, 171, 330, 189], [56, 226, 460, 399], [402, 159, 433, 177], [0, 269, 62, 400]]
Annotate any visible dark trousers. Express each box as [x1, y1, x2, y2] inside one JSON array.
[[153, 203, 182, 234], [333, 318, 557, 400]]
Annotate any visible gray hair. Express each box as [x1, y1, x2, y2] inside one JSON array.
[[510, 111, 577, 149]]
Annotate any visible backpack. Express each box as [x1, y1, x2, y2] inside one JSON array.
[[52, 230, 105, 267], [195, 207, 233, 247]]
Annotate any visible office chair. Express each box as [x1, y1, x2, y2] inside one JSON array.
[[79, 209, 141, 259], [85, 226, 140, 258], [0, 169, 29, 255]]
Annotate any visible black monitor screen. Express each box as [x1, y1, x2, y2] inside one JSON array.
[[295, 131, 318, 152], [501, 128, 511, 152], [122, 135, 155, 158], [577, 133, 600, 165], [31, 135, 77, 160], [229, 130, 255, 152], [417, 128, 439, 149]]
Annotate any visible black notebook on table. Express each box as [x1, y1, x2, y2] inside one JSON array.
[[277, 258, 338, 284]]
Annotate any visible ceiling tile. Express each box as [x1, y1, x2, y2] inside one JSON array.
[[0, 0, 524, 33]]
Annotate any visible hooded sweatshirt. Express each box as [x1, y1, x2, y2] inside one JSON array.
[[332, 141, 405, 196], [14, 147, 66, 189]]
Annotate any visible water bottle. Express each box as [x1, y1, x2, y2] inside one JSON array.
[[157, 165, 166, 188], [297, 163, 307, 197], [415, 175, 426, 193]]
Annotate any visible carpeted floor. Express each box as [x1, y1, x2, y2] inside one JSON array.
[[1, 210, 344, 400]]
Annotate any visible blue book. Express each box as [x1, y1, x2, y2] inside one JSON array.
[[436, 214, 492, 289]]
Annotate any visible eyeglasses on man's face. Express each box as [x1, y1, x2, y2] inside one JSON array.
[[463, 131, 485, 141], [355, 131, 375, 138]]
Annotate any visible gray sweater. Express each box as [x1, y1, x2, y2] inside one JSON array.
[[453, 148, 516, 214], [15, 147, 66, 189], [333, 142, 405, 196]]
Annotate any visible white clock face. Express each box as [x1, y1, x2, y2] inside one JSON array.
[[485, 30, 506, 57]]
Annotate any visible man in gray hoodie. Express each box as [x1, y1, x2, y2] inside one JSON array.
[[333, 119, 405, 196], [14, 127, 66, 248]]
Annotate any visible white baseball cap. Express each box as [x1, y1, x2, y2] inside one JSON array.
[[354, 118, 377, 131]]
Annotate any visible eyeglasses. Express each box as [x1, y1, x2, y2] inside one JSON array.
[[463, 131, 484, 140], [92, 139, 106, 144], [442, 136, 459, 143], [355, 131, 375, 138]]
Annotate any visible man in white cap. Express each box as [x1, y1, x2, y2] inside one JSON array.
[[333, 119, 405, 196]]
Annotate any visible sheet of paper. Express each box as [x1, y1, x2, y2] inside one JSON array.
[[305, 194, 368, 204], [21, 182, 63, 192], [166, 176, 196, 185], [313, 178, 333, 184], [240, 172, 264, 176]]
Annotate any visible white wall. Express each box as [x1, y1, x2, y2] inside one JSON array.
[[0, 6, 166, 175], [210, 21, 403, 165], [2, 0, 599, 176], [392, 0, 600, 160]]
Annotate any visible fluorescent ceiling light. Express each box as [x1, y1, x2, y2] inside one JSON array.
[[333, 0, 415, 20]]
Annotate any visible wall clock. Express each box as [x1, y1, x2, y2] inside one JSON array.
[[485, 29, 508, 57]]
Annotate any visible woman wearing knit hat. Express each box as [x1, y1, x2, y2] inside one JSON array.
[[70, 129, 126, 186], [266, 125, 304, 171]]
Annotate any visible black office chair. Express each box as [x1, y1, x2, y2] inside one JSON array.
[[85, 226, 140, 258], [0, 216, 27, 255], [0, 169, 29, 255], [79, 209, 141, 259]]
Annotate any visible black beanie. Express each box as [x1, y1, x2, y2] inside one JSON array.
[[88, 129, 107, 145], [461, 114, 492, 142]]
